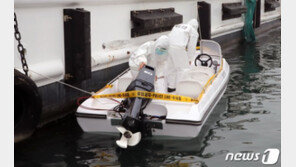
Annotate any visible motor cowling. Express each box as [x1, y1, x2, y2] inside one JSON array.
[[122, 66, 155, 133]]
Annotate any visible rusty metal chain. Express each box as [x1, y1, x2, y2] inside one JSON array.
[[14, 13, 29, 76]]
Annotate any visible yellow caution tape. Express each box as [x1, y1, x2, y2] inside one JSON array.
[[92, 90, 199, 103], [92, 58, 224, 104], [197, 59, 224, 101], [105, 84, 113, 88], [95, 84, 113, 94]]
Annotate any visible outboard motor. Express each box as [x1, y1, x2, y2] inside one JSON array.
[[116, 66, 155, 148]]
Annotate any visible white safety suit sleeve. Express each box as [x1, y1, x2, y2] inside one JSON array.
[[129, 41, 155, 70], [148, 54, 157, 69], [187, 27, 199, 62]]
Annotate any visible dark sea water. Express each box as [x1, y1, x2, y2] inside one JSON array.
[[15, 27, 281, 167]]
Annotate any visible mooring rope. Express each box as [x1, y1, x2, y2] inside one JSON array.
[[28, 69, 94, 96]]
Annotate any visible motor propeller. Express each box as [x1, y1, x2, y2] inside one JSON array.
[[116, 126, 141, 148]]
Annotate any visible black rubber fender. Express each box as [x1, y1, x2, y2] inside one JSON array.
[[14, 69, 42, 142]]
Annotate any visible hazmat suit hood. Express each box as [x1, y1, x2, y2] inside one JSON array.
[[155, 35, 169, 50], [187, 19, 198, 30], [154, 35, 169, 56]]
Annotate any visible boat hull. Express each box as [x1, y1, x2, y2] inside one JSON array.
[[76, 59, 230, 138]]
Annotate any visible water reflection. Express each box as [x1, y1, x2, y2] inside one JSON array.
[[71, 97, 229, 166], [75, 133, 208, 166], [162, 156, 207, 167]]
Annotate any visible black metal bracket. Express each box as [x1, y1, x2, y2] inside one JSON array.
[[254, 0, 261, 28], [63, 8, 91, 83], [131, 8, 183, 37], [198, 1, 211, 39], [222, 3, 247, 20], [111, 118, 163, 129], [265, 0, 280, 12]]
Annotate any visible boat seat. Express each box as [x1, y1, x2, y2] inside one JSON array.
[[117, 77, 132, 92], [189, 72, 211, 86], [176, 80, 203, 98], [178, 66, 214, 86], [190, 66, 215, 77], [175, 66, 215, 98]]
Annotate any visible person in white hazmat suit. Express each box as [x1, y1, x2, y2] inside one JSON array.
[[166, 19, 199, 92], [129, 35, 169, 82]]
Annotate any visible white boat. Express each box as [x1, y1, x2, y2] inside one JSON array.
[[76, 40, 230, 148]]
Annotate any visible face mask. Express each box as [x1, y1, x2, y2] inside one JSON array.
[[155, 48, 167, 56]]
